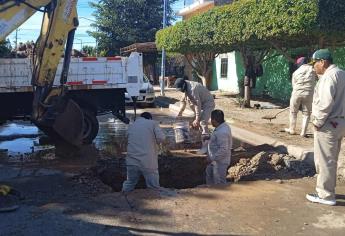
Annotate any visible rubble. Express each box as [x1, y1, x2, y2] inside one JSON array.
[[70, 169, 113, 195], [283, 157, 315, 176], [228, 151, 315, 182]]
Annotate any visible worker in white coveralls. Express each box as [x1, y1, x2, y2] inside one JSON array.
[[122, 112, 166, 192], [285, 56, 317, 137], [206, 109, 232, 185], [306, 49, 345, 206], [174, 76, 215, 153]]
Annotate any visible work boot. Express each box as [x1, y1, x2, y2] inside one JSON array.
[[284, 113, 297, 135], [300, 115, 310, 137]]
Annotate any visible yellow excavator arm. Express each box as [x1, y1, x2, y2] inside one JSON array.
[[0, 1, 83, 146], [0, 0, 50, 40]]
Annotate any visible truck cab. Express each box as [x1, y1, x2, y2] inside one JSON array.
[[125, 74, 155, 106]]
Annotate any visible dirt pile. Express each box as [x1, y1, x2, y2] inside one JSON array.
[[228, 151, 315, 181]]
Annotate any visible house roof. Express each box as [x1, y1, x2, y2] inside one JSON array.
[[120, 42, 157, 56]]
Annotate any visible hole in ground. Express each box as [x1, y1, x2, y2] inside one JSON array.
[[93, 152, 208, 192], [90, 138, 314, 192]]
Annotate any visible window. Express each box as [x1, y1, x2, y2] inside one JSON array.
[[220, 58, 228, 78]]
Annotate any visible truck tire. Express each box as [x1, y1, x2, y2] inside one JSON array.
[[82, 109, 99, 144]]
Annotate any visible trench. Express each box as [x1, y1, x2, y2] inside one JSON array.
[[93, 117, 315, 191], [92, 117, 313, 192], [94, 153, 208, 192], [93, 117, 209, 191]]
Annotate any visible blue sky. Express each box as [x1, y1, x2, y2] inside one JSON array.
[[8, 0, 184, 50]]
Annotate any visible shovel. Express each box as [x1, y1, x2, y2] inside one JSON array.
[[261, 107, 289, 121]]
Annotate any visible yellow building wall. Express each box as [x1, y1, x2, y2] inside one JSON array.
[[183, 3, 215, 20]]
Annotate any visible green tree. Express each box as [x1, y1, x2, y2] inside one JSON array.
[[82, 45, 96, 56], [89, 0, 177, 56], [0, 39, 12, 57]]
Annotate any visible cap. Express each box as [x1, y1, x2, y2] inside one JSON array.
[[174, 78, 185, 88], [295, 57, 306, 65], [309, 49, 332, 64]]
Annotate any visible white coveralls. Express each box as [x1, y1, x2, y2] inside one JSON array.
[[286, 64, 317, 136], [122, 117, 166, 192], [312, 65, 345, 201], [178, 81, 215, 135], [206, 122, 232, 184]]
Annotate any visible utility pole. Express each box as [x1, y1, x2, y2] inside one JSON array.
[[15, 29, 18, 58], [160, 0, 167, 96]]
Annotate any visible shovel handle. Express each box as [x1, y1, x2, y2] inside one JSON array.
[[274, 107, 290, 117]]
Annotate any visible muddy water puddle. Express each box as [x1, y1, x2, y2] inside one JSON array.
[[0, 122, 54, 159], [0, 114, 244, 162]]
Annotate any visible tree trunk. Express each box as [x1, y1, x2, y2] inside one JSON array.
[[197, 70, 212, 89], [243, 75, 251, 107], [199, 75, 207, 87], [244, 85, 251, 107], [184, 52, 215, 91]]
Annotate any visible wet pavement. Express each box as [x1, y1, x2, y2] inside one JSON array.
[[0, 122, 39, 155], [0, 107, 195, 163]]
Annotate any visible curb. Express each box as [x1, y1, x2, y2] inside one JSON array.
[[168, 102, 314, 165], [230, 125, 314, 165]]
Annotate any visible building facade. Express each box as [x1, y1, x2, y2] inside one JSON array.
[[178, 0, 240, 93]]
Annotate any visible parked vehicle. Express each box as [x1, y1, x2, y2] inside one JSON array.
[[125, 74, 155, 106], [0, 52, 143, 144]]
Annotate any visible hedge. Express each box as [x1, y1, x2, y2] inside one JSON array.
[[156, 0, 345, 53]]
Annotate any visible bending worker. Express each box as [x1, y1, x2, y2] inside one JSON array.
[[285, 57, 317, 137], [174, 76, 215, 152], [122, 112, 166, 192], [306, 49, 345, 206], [206, 110, 232, 185]]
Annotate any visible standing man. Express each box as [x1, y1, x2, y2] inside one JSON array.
[[285, 57, 317, 137], [122, 112, 166, 192], [206, 110, 232, 185], [174, 76, 215, 152], [306, 49, 345, 206]]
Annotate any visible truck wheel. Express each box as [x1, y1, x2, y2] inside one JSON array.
[[82, 109, 99, 144]]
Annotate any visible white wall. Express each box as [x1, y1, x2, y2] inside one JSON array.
[[215, 51, 239, 94]]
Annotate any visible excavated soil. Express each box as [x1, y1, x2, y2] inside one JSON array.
[[228, 149, 315, 181]]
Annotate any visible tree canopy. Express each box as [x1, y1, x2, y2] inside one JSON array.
[[0, 39, 12, 57], [89, 0, 178, 56], [156, 0, 345, 54]]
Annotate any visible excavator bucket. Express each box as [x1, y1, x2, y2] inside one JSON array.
[[53, 99, 83, 146]]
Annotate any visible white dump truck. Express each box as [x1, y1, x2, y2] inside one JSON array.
[[0, 52, 143, 144]]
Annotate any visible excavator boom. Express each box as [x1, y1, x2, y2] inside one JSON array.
[[0, 0, 50, 40], [0, 0, 84, 146]]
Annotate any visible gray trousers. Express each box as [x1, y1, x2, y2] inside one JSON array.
[[314, 118, 345, 200], [290, 91, 313, 115], [200, 102, 215, 135], [122, 165, 160, 192], [206, 162, 228, 185]]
